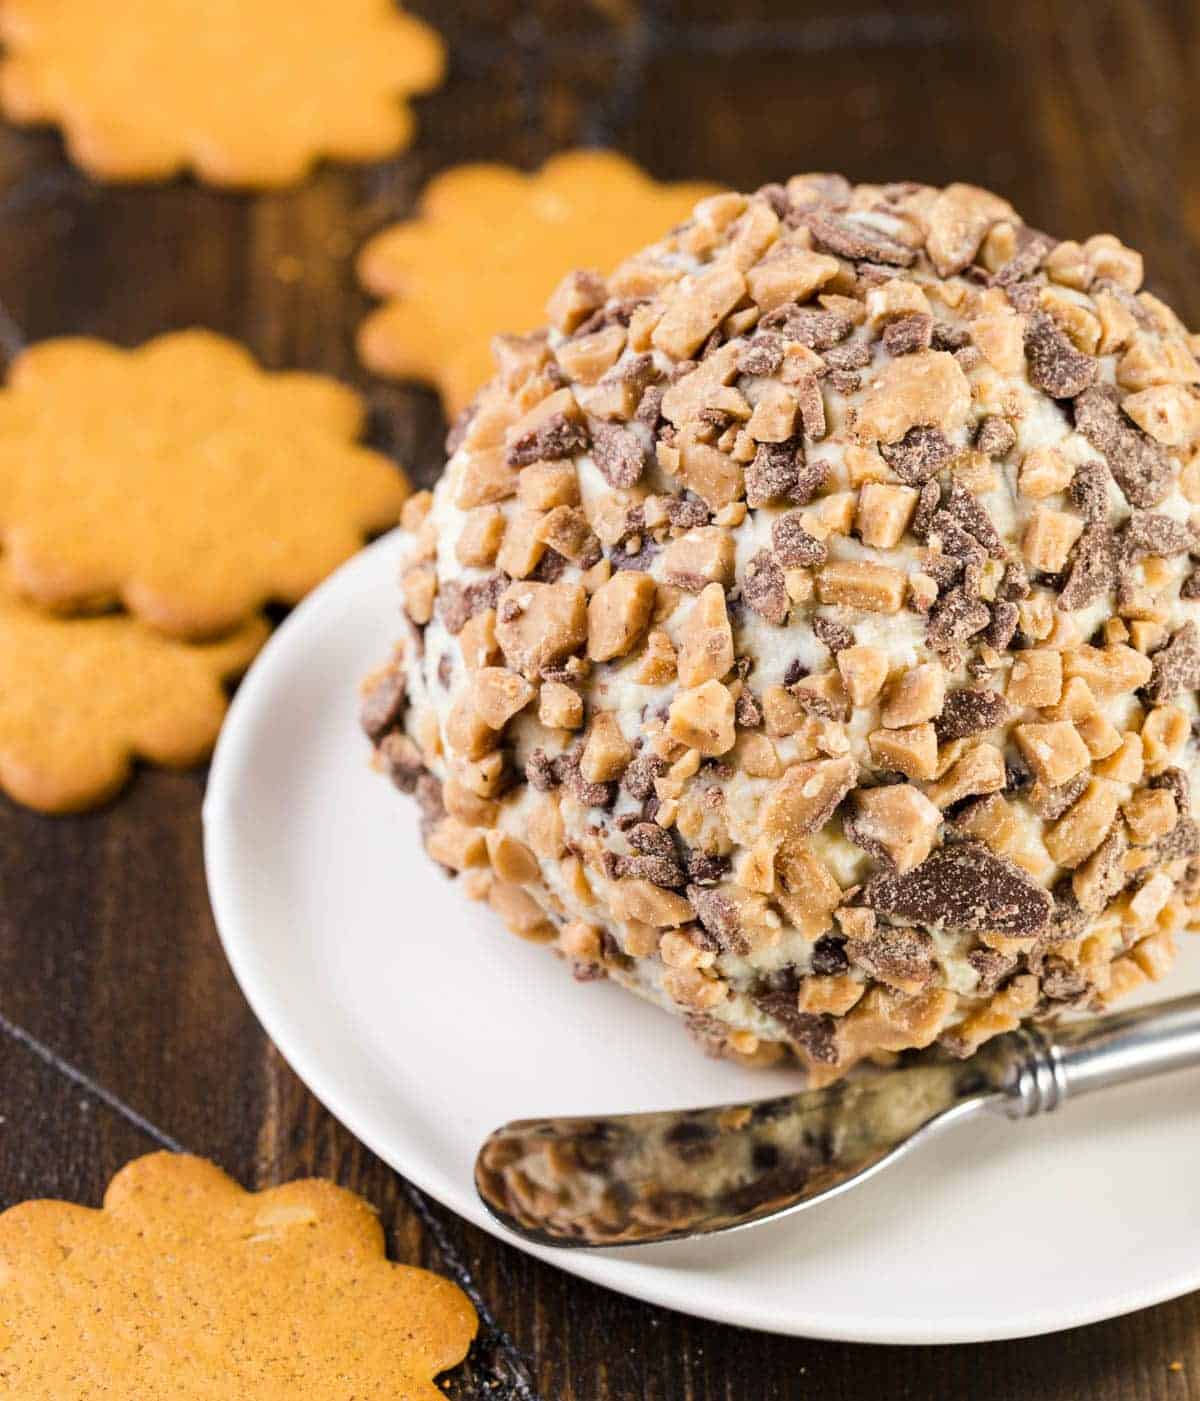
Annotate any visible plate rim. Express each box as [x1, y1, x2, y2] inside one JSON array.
[[203, 534, 1200, 1344]]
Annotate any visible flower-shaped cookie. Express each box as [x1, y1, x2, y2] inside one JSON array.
[[0, 330, 408, 638], [0, 0, 445, 187], [0, 1153, 477, 1398], [0, 584, 267, 812], [357, 150, 720, 416]]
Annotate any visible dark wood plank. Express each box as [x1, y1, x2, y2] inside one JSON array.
[[0, 2, 1199, 1398]]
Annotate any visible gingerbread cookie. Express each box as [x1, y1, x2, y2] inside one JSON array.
[[0, 1152, 477, 1398], [357, 150, 720, 417], [0, 582, 267, 812], [0, 330, 408, 639], [0, 0, 445, 188]]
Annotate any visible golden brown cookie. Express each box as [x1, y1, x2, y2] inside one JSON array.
[[0, 1152, 477, 1398], [0, 330, 408, 638], [0, 583, 267, 812], [357, 150, 720, 417], [0, 0, 445, 188]]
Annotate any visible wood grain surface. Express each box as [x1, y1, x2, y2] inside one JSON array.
[[0, 1, 1198, 1396]]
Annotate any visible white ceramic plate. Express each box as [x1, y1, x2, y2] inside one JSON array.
[[204, 532, 1200, 1344]]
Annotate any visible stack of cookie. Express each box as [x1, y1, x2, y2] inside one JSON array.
[[0, 331, 407, 811]]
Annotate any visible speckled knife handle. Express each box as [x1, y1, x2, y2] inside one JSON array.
[[996, 993, 1200, 1119]]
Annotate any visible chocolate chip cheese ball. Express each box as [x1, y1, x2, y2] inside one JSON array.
[[362, 174, 1200, 1083]]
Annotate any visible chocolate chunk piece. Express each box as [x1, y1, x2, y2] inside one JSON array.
[[968, 945, 1018, 995], [1023, 311, 1099, 398], [524, 748, 558, 792], [1153, 767, 1193, 819], [623, 748, 667, 801], [1004, 280, 1041, 315], [1157, 817, 1200, 862], [438, 572, 508, 635], [634, 382, 665, 428], [664, 494, 711, 530], [761, 305, 853, 350], [985, 599, 1019, 651], [558, 747, 615, 809], [1147, 621, 1200, 702], [1068, 458, 1110, 523], [686, 851, 730, 887], [507, 410, 589, 467], [589, 419, 647, 488], [931, 322, 970, 351], [865, 841, 1052, 936], [813, 616, 854, 653], [807, 212, 916, 266], [822, 341, 871, 372], [1072, 825, 1129, 913], [826, 369, 862, 394], [1181, 566, 1200, 601], [745, 439, 803, 508], [378, 732, 423, 793], [927, 512, 987, 591], [771, 512, 827, 567], [975, 415, 1016, 458], [922, 550, 965, 593], [910, 480, 943, 540], [791, 456, 830, 506], [1121, 511, 1195, 559], [360, 666, 406, 741], [943, 480, 1005, 558], [1057, 524, 1116, 611], [882, 312, 933, 357], [845, 926, 936, 990], [842, 806, 892, 866], [1030, 772, 1089, 821], [687, 884, 749, 955], [934, 688, 1008, 742], [414, 773, 445, 831], [998, 559, 1031, 601], [1074, 385, 1172, 508], [1043, 886, 1091, 942], [611, 534, 660, 574], [617, 822, 685, 888], [990, 227, 1057, 287], [735, 689, 763, 728], [879, 426, 954, 485], [1040, 956, 1090, 1003], [751, 994, 839, 1063], [926, 587, 991, 659], [530, 548, 569, 584], [794, 374, 827, 440], [737, 332, 785, 377], [742, 550, 789, 625], [811, 934, 849, 976]]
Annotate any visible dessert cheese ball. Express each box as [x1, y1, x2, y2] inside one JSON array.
[[363, 174, 1200, 1083]]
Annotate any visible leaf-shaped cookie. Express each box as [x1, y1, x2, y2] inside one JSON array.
[[0, 330, 408, 638], [0, 585, 267, 812], [0, 0, 445, 187], [357, 150, 720, 416], [0, 1152, 477, 1399]]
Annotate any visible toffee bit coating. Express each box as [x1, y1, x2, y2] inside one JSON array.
[[366, 173, 1200, 1084]]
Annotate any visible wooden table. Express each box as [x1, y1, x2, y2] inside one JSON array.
[[0, 1, 1197, 1395]]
